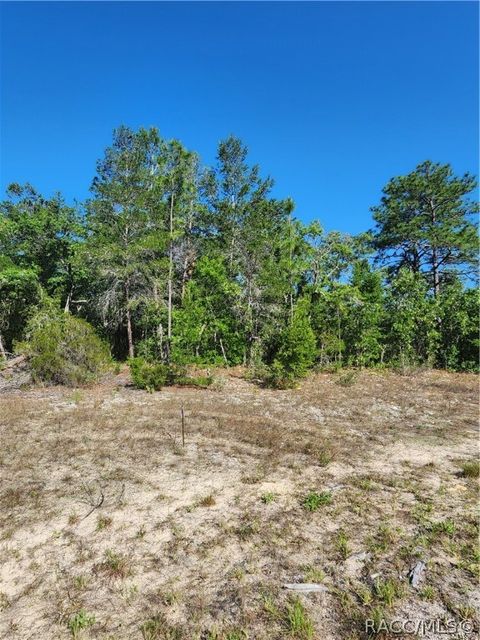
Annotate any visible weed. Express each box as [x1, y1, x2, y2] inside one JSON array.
[[199, 494, 216, 507], [241, 473, 263, 485], [374, 578, 404, 607], [336, 529, 351, 559], [73, 575, 89, 590], [223, 631, 248, 640], [411, 501, 433, 524], [353, 476, 375, 492], [140, 615, 183, 640], [317, 449, 333, 467], [428, 519, 456, 537], [67, 610, 95, 639], [261, 492, 277, 504], [461, 461, 480, 478], [263, 595, 281, 619], [302, 565, 325, 583], [419, 586, 435, 601], [97, 549, 131, 579], [96, 515, 112, 531], [458, 605, 476, 620], [336, 370, 357, 387], [354, 584, 373, 606], [162, 591, 179, 606], [0, 592, 10, 611], [122, 583, 139, 603], [68, 513, 80, 526], [302, 491, 332, 511], [285, 597, 314, 639], [69, 390, 84, 404], [366, 607, 388, 636], [236, 519, 259, 540], [368, 523, 399, 554]]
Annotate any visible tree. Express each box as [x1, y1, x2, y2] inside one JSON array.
[[384, 269, 439, 367], [203, 135, 274, 272], [269, 297, 317, 387], [0, 183, 84, 307], [172, 256, 244, 364], [86, 126, 165, 358], [163, 141, 202, 356], [344, 260, 384, 367], [0, 258, 41, 358], [204, 136, 299, 363], [436, 280, 479, 371], [371, 161, 479, 296]]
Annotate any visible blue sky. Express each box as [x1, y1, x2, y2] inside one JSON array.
[[1, 1, 478, 234]]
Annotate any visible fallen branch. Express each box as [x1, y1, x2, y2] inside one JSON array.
[[1, 355, 26, 370]]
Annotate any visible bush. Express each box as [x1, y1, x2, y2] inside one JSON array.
[[129, 358, 169, 391], [266, 298, 317, 388], [18, 307, 111, 386], [129, 357, 213, 391], [267, 359, 297, 389]]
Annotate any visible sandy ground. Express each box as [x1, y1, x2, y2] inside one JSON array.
[[0, 368, 478, 639]]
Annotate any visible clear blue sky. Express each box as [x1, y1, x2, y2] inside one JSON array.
[[1, 1, 478, 233]]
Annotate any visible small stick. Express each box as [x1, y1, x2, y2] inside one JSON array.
[[181, 405, 185, 447]]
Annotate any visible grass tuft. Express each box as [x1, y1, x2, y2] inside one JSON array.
[[302, 491, 332, 511]]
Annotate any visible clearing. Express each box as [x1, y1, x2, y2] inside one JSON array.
[[0, 368, 478, 639]]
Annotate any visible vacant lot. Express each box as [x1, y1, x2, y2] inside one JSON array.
[[0, 368, 478, 639]]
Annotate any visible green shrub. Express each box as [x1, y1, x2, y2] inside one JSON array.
[[266, 298, 316, 388], [266, 359, 296, 389], [129, 357, 169, 391], [336, 370, 357, 387], [18, 307, 111, 386], [129, 357, 213, 391]]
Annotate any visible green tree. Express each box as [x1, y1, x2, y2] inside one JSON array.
[[0, 259, 41, 357], [269, 297, 317, 387], [384, 268, 439, 367], [204, 136, 297, 363], [171, 256, 244, 364], [344, 260, 384, 367], [86, 126, 166, 358], [372, 161, 478, 296], [0, 183, 84, 307], [436, 280, 479, 371]]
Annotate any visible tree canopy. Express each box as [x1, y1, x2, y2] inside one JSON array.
[[1, 126, 478, 379]]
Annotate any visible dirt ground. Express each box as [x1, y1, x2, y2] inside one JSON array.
[[0, 368, 478, 640]]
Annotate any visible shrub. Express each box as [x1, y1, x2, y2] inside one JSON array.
[[129, 357, 213, 391], [129, 357, 169, 391], [18, 307, 111, 386], [266, 298, 316, 388]]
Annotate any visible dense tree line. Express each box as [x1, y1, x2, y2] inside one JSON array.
[[0, 126, 478, 386]]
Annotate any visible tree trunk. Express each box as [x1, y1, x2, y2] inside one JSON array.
[[430, 198, 440, 297], [64, 292, 71, 313], [167, 192, 174, 343], [432, 246, 440, 297], [0, 333, 6, 360], [181, 203, 194, 301], [125, 282, 134, 358]]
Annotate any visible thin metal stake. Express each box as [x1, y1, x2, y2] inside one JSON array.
[[181, 405, 185, 447]]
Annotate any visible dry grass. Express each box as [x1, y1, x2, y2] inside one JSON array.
[[0, 367, 478, 639]]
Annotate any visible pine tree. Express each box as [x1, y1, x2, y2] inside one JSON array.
[[372, 161, 479, 296]]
